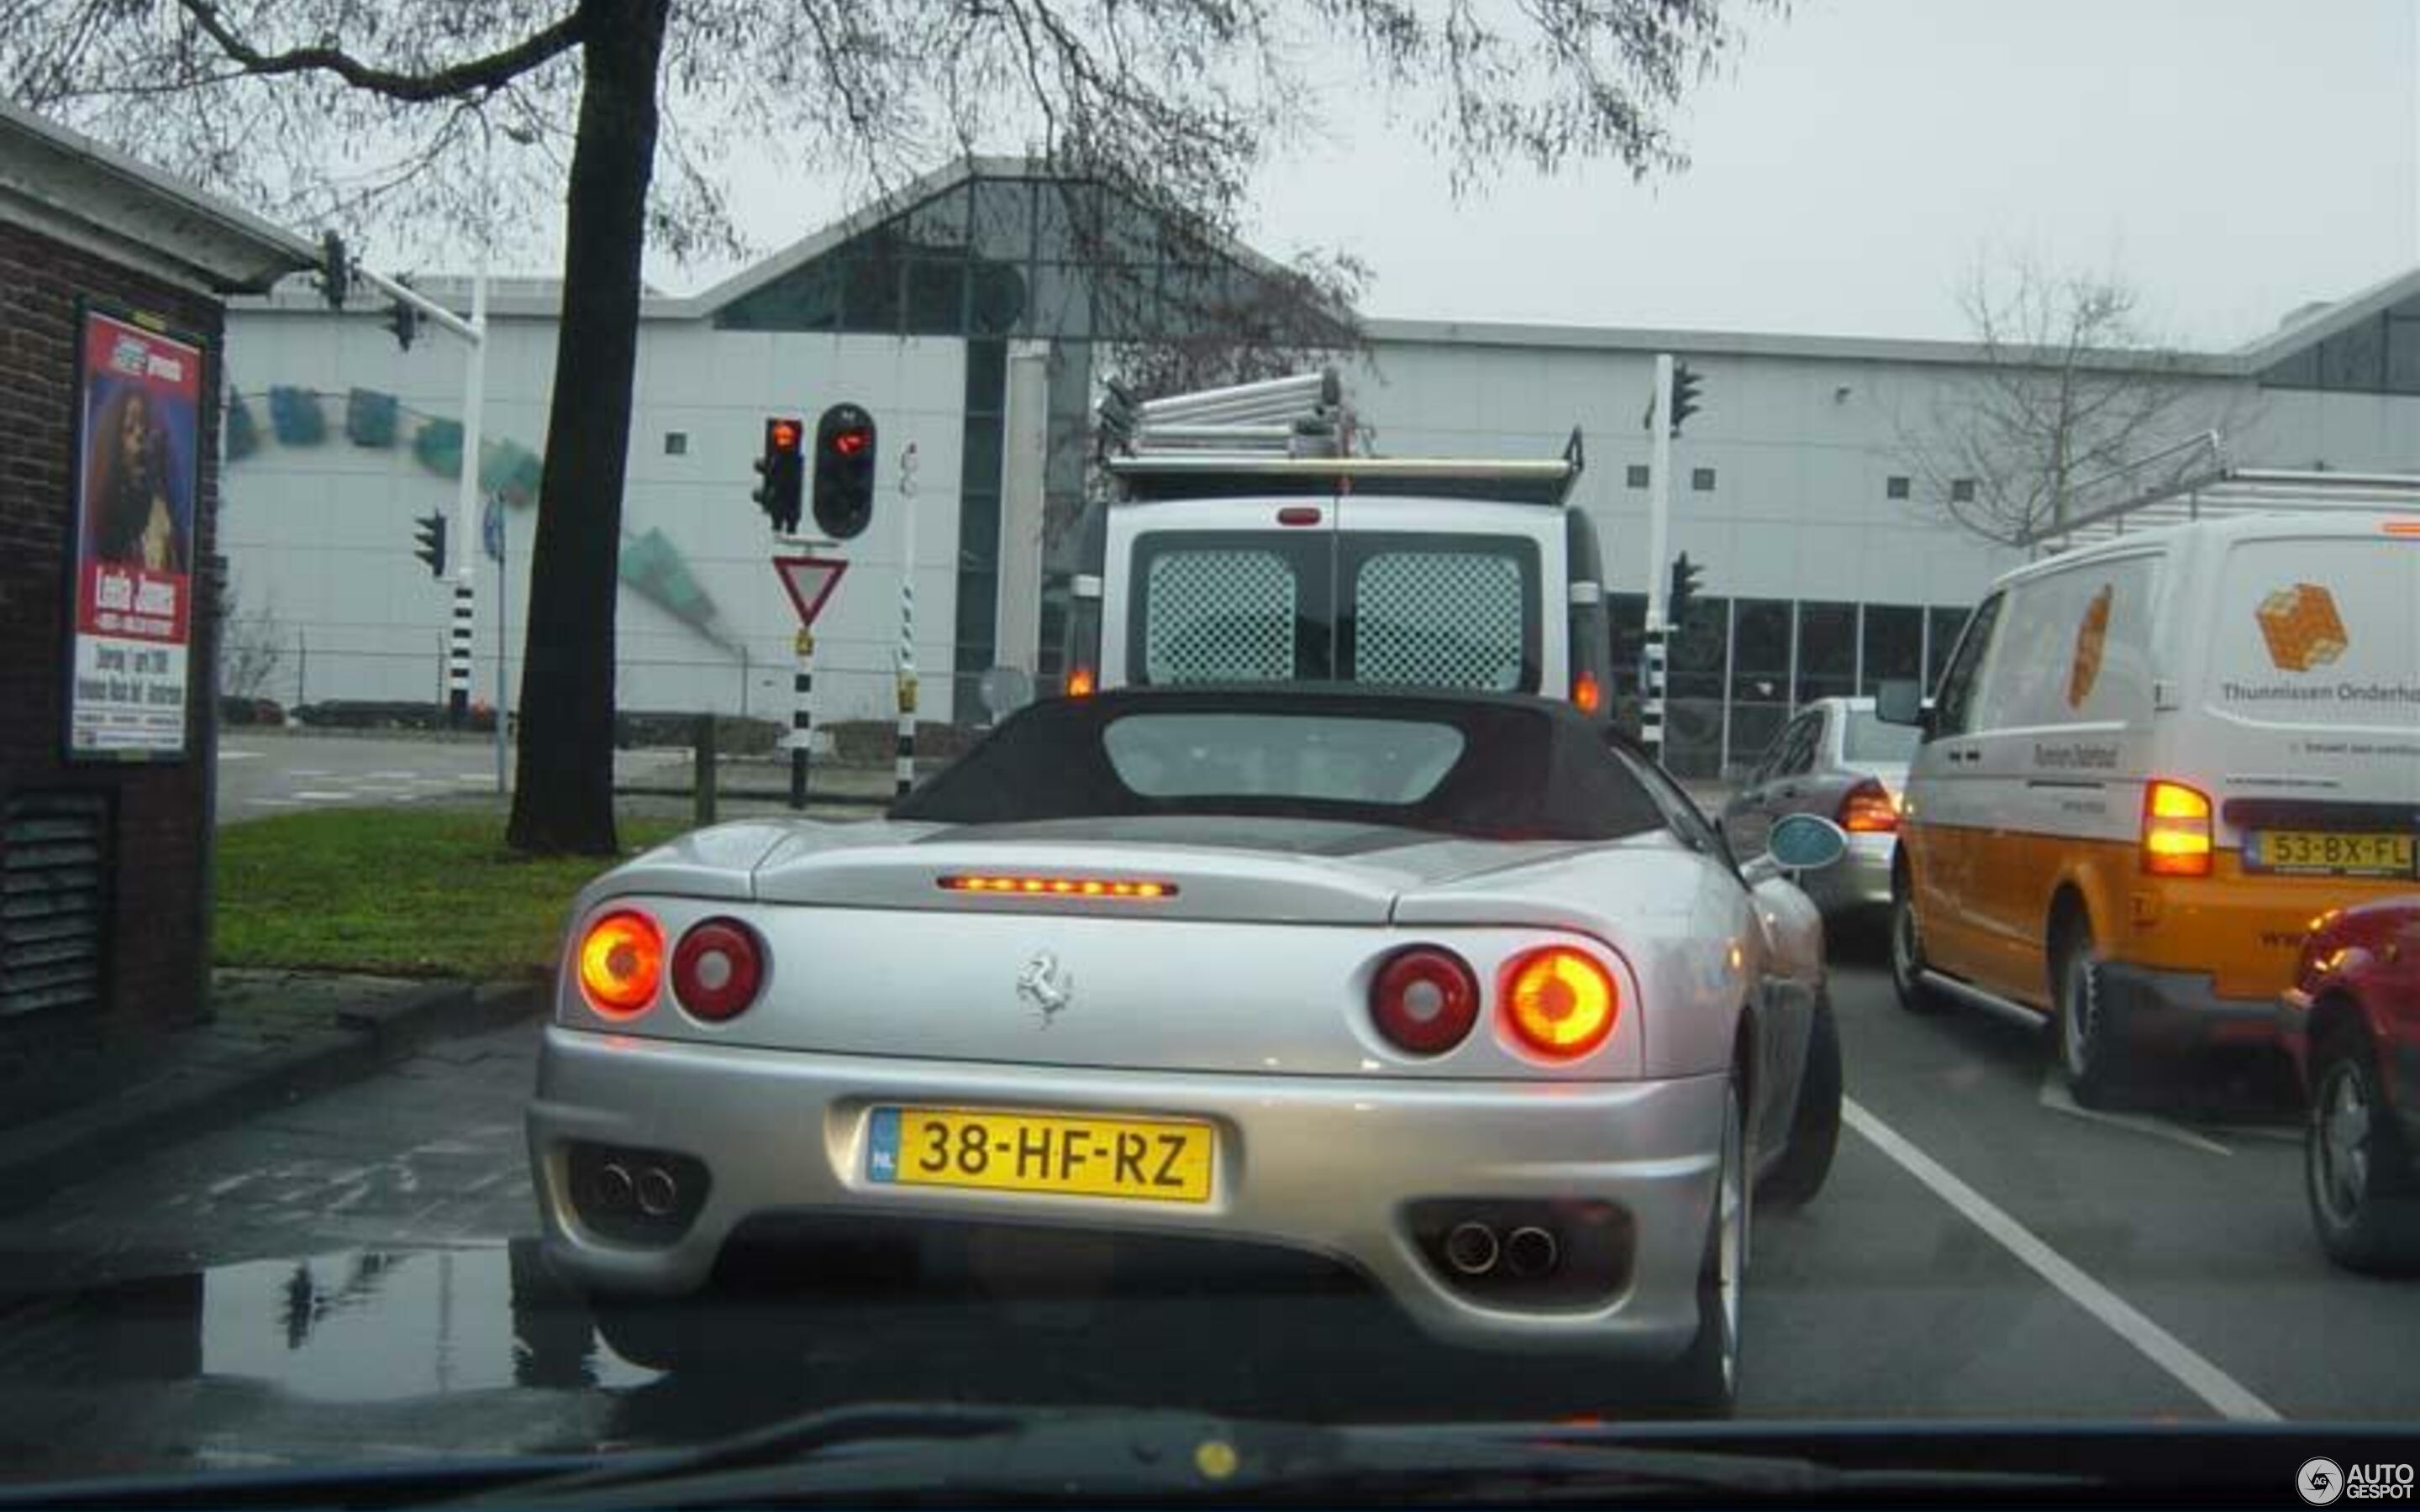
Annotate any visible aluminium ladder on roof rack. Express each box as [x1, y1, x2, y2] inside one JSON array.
[[2018, 431, 2420, 556], [1096, 367, 1587, 508]]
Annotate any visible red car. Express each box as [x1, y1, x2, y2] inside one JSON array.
[[2280, 896, 2420, 1273]]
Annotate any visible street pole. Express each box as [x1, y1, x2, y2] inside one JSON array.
[[790, 628, 815, 809], [493, 495, 508, 795], [1644, 353, 1674, 763], [894, 443, 920, 798], [446, 265, 488, 727]]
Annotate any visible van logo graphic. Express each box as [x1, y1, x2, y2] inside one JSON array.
[[2067, 585, 2113, 708], [2256, 584, 2349, 672]]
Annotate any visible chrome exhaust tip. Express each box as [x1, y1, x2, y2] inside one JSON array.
[[634, 1165, 679, 1217], [1444, 1221, 1500, 1276], [592, 1162, 635, 1210], [1504, 1226, 1560, 1278]]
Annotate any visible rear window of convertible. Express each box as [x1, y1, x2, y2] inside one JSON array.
[[892, 693, 1670, 843]]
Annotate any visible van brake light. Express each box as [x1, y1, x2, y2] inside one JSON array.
[[2141, 780, 2212, 877]]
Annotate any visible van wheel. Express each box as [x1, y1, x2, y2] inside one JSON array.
[[2307, 1032, 2420, 1275], [1887, 874, 1940, 1016], [2052, 920, 2126, 1110], [1757, 992, 1841, 1210]]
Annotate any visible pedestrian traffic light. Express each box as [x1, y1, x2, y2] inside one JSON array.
[[1668, 552, 1704, 624], [753, 416, 805, 533], [1669, 362, 1702, 436], [413, 512, 447, 578], [812, 402, 876, 541], [385, 297, 419, 351]]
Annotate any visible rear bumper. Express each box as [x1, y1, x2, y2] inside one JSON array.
[[1797, 832, 1896, 918], [527, 1026, 1724, 1361], [2096, 962, 2281, 1053]]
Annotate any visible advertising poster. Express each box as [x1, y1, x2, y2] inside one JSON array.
[[69, 307, 203, 759]]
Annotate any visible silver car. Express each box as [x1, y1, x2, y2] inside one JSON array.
[[528, 686, 1846, 1413], [1718, 696, 1917, 922]]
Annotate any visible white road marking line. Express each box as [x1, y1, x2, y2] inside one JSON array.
[[218, 750, 262, 761], [2037, 1073, 2233, 1157], [245, 797, 301, 807], [291, 790, 353, 801], [1843, 1097, 2281, 1423], [289, 769, 332, 778], [368, 770, 422, 780]]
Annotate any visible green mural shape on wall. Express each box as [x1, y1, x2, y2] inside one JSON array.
[[480, 438, 544, 507], [268, 386, 326, 446], [619, 529, 735, 650], [413, 416, 464, 477], [345, 389, 399, 448], [224, 391, 260, 460]]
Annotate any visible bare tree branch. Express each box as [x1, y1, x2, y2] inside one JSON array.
[[172, 0, 587, 102]]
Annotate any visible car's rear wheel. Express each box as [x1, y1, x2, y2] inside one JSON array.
[[2051, 917, 2126, 1110], [2306, 1031, 2420, 1275], [1887, 869, 1940, 1015], [1757, 994, 1841, 1210], [1661, 1076, 1744, 1417]]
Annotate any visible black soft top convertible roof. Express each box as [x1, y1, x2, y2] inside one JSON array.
[[890, 685, 1669, 843]]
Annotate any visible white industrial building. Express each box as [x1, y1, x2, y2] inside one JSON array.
[[221, 158, 2420, 776]]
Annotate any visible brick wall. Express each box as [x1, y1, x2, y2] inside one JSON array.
[[0, 217, 224, 1110]]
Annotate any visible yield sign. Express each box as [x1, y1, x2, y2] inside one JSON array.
[[772, 555, 848, 627]]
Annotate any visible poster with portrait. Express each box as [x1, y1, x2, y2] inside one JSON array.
[[68, 306, 203, 759]]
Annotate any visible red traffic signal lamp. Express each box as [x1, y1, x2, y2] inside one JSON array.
[[813, 403, 876, 540], [754, 416, 805, 533]]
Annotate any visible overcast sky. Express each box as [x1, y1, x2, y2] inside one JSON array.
[[660, 0, 2417, 351]]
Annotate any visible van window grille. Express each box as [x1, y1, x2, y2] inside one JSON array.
[[1142, 549, 1298, 683], [1352, 551, 1525, 690]]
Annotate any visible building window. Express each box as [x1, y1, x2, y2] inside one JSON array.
[[1950, 478, 1976, 503], [1886, 475, 1910, 500], [1626, 464, 1649, 490], [663, 432, 688, 457], [1691, 467, 1716, 492]]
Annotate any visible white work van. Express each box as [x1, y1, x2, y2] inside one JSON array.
[[1877, 471, 2420, 1105], [1058, 372, 1614, 718]]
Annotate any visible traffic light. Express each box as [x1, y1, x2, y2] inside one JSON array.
[[385, 297, 419, 350], [812, 402, 877, 540], [413, 512, 447, 578], [753, 416, 805, 533], [318, 230, 349, 308], [1669, 361, 1702, 436], [1668, 552, 1704, 624]]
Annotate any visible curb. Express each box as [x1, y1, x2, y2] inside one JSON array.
[[0, 977, 549, 1216]]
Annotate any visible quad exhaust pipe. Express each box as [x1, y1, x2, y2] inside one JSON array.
[[1441, 1220, 1561, 1280]]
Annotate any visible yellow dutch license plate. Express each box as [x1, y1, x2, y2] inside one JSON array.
[[2249, 830, 2416, 878], [866, 1106, 1215, 1203]]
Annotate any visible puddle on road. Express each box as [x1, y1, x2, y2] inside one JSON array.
[[0, 1241, 656, 1404]]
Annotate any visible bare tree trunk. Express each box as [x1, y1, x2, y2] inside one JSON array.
[[507, 0, 671, 854]]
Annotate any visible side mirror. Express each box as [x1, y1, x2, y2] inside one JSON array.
[[1873, 680, 1924, 727], [1744, 813, 1851, 885]]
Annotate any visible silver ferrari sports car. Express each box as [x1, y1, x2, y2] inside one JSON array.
[[529, 685, 1847, 1411]]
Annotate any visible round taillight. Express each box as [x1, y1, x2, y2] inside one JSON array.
[[671, 918, 764, 1022], [1502, 947, 1618, 1059], [577, 911, 662, 1017], [1370, 947, 1480, 1055]]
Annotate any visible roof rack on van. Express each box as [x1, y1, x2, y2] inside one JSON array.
[[2021, 431, 2420, 554], [1096, 368, 1586, 507]]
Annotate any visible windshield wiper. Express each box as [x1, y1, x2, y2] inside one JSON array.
[[438, 1404, 2087, 1509]]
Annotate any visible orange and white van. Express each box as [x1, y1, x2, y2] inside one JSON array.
[[1877, 510, 2420, 1105]]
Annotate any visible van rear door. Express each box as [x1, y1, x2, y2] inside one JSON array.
[[1328, 495, 1560, 696], [2197, 526, 2420, 875], [1101, 496, 1340, 688]]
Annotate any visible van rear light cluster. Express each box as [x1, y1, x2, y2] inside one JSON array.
[[1370, 947, 1481, 1054], [576, 911, 766, 1022], [2141, 780, 2213, 877], [1501, 947, 1618, 1059], [1570, 670, 1603, 715], [1838, 779, 1898, 833]]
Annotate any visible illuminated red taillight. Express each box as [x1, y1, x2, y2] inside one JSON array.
[[1501, 947, 1618, 1059], [1370, 947, 1480, 1055], [939, 874, 1176, 899], [577, 910, 662, 1017], [1571, 669, 1602, 714], [1065, 666, 1096, 697], [1838, 779, 1898, 833], [671, 918, 765, 1022], [2142, 779, 2212, 877]]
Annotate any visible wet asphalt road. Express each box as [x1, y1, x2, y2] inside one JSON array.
[[0, 955, 2405, 1487]]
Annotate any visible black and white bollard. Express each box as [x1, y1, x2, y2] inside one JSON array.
[[790, 628, 814, 810]]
